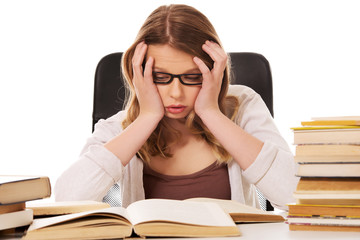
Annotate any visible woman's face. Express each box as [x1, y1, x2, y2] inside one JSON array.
[[146, 44, 202, 120]]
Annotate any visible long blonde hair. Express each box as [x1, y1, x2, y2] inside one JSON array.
[[121, 4, 239, 163]]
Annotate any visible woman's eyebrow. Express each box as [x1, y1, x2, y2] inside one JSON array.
[[153, 67, 201, 73]]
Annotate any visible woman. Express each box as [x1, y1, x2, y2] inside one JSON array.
[[55, 4, 298, 210]]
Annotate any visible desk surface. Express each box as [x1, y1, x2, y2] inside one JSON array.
[[157, 222, 360, 240], [237, 222, 360, 240], [1, 222, 360, 240]]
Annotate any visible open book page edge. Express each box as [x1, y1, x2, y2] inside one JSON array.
[[185, 198, 276, 216], [27, 207, 130, 231], [126, 199, 235, 227], [26, 200, 111, 215]]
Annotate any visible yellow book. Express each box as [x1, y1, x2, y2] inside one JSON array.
[[299, 116, 360, 127], [288, 203, 360, 217], [289, 224, 360, 232], [302, 120, 360, 126], [0, 202, 25, 214]]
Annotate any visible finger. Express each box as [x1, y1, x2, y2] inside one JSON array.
[[205, 40, 227, 60], [202, 41, 221, 61], [143, 56, 154, 83], [133, 42, 148, 77], [193, 56, 212, 82], [202, 41, 227, 77], [203, 41, 228, 67]]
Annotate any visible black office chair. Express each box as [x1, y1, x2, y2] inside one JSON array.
[[93, 52, 274, 211]]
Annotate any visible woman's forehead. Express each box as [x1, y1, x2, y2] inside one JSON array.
[[147, 44, 198, 73]]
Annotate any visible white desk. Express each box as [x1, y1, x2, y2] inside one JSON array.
[[1, 222, 360, 239], [237, 222, 360, 240], [157, 222, 360, 240]]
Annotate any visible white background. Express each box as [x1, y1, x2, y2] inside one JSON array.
[[1, 0, 359, 196]]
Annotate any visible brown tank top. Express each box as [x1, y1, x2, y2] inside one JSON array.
[[143, 161, 231, 200]]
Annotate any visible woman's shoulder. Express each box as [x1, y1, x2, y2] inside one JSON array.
[[226, 84, 272, 125], [227, 84, 259, 100], [93, 110, 127, 137]]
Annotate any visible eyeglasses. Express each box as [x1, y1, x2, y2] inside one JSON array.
[[152, 72, 203, 85]]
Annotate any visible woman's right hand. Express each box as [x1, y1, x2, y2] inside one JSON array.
[[132, 41, 164, 122], [104, 42, 164, 166]]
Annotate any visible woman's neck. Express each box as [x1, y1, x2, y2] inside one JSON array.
[[162, 117, 192, 137]]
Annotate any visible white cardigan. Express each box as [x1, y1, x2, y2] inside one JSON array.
[[55, 85, 299, 210]]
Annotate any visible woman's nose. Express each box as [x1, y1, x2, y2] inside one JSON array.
[[168, 77, 184, 99]]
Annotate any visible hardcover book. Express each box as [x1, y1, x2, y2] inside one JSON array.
[[0, 175, 51, 205]]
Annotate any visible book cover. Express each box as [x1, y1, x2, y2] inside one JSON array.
[[289, 224, 360, 232], [0, 202, 25, 214], [295, 198, 360, 206], [287, 215, 360, 226], [0, 175, 51, 205], [301, 120, 360, 126], [294, 155, 360, 164], [0, 209, 33, 231], [293, 178, 360, 205], [295, 177, 360, 193], [295, 144, 360, 157], [287, 215, 360, 232], [288, 203, 360, 217], [296, 163, 360, 177], [292, 128, 360, 145]]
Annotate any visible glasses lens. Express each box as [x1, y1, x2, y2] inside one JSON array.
[[181, 74, 203, 85], [153, 72, 171, 83]]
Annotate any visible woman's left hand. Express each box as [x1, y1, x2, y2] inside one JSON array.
[[193, 40, 228, 119]]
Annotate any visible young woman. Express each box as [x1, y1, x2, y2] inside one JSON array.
[[55, 4, 299, 210]]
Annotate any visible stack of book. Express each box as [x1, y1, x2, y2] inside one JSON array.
[[0, 175, 51, 233], [287, 116, 360, 232]]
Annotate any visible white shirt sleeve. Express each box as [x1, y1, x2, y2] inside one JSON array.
[[54, 112, 126, 202], [228, 85, 299, 210]]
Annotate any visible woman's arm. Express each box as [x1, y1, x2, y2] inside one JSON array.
[[55, 42, 163, 201], [55, 112, 130, 202], [199, 109, 263, 170], [193, 41, 298, 209], [193, 41, 263, 169], [105, 42, 164, 166]]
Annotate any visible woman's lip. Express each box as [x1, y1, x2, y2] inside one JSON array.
[[166, 105, 186, 114]]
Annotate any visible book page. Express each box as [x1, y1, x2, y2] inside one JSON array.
[[126, 199, 235, 227], [27, 207, 130, 231], [26, 200, 110, 215], [186, 198, 274, 215]]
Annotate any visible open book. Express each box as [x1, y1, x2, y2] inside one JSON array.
[[22, 199, 240, 239]]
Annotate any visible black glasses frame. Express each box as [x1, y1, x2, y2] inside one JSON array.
[[152, 72, 203, 86]]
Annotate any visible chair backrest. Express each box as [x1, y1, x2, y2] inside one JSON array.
[[92, 52, 274, 211]]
